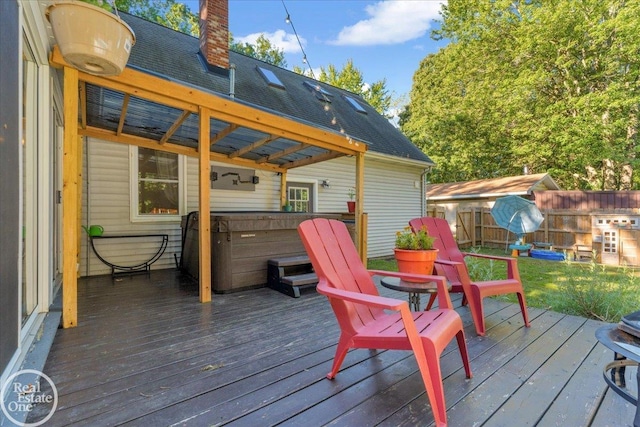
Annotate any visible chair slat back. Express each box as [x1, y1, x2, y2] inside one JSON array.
[[409, 217, 464, 284], [298, 218, 382, 328]]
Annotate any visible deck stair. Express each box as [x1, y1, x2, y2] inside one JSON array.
[[267, 255, 317, 298]]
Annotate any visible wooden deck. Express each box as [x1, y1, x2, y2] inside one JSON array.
[[32, 269, 637, 426]]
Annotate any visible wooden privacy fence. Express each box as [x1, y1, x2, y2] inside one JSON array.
[[431, 207, 640, 266], [446, 207, 594, 250]]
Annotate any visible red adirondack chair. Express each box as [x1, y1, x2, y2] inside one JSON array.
[[298, 218, 471, 427], [409, 216, 530, 336]]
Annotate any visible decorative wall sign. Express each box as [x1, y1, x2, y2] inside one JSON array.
[[211, 166, 258, 191]]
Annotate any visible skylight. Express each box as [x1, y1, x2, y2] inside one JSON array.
[[343, 95, 367, 114], [257, 66, 285, 89], [303, 81, 333, 101]]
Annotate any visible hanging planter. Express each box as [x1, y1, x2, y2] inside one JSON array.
[[46, 1, 136, 76]]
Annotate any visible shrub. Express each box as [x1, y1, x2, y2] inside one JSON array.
[[552, 256, 640, 322]]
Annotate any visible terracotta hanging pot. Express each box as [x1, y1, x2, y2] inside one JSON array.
[[394, 248, 438, 282], [46, 1, 136, 76]]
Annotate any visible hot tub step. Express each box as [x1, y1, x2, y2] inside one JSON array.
[[267, 256, 317, 298], [281, 272, 318, 287]]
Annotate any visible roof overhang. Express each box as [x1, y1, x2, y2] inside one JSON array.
[[50, 46, 367, 173]]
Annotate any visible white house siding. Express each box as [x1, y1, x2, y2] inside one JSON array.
[[81, 140, 182, 276], [287, 155, 428, 258], [82, 141, 429, 276], [362, 157, 426, 257]]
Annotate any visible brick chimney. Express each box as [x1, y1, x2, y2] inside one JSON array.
[[199, 0, 229, 72]]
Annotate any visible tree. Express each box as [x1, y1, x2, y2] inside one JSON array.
[[295, 59, 391, 116], [402, 0, 640, 189], [229, 34, 287, 68], [114, 0, 198, 36]]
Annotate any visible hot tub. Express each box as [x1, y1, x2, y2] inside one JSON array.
[[180, 211, 342, 293]]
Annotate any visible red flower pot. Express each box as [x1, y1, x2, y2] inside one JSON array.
[[394, 248, 438, 282]]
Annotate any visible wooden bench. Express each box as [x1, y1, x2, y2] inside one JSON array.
[[267, 255, 317, 298], [574, 244, 594, 260], [533, 241, 553, 251]]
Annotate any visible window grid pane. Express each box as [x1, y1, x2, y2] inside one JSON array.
[[138, 147, 180, 215], [288, 186, 310, 212]]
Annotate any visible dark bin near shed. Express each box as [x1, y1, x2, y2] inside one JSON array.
[[180, 211, 341, 293]]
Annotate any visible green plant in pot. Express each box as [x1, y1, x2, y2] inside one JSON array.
[[347, 187, 356, 213], [394, 225, 438, 282]]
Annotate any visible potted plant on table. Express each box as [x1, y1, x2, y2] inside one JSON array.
[[394, 225, 438, 282], [46, 0, 136, 76], [346, 188, 356, 213]]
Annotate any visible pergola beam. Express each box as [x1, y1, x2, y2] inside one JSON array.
[[229, 134, 277, 159], [80, 126, 287, 173], [160, 110, 190, 144], [116, 94, 130, 136], [209, 123, 238, 148]]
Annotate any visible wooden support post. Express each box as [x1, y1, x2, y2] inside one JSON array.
[[360, 212, 368, 263], [355, 152, 366, 263], [280, 171, 287, 209], [76, 136, 83, 277], [62, 66, 79, 328], [198, 107, 212, 303]]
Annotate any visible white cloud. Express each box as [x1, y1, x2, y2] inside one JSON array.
[[330, 1, 445, 46], [235, 30, 305, 54]]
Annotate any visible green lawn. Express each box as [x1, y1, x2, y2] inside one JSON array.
[[368, 247, 640, 323]]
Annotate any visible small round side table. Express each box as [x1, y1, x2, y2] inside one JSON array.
[[380, 276, 450, 311]]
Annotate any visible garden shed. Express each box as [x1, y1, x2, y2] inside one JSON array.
[[531, 191, 640, 266], [426, 173, 560, 225]]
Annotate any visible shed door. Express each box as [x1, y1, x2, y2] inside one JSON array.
[[601, 229, 618, 265]]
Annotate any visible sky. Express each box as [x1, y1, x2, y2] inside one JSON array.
[[182, 0, 448, 102]]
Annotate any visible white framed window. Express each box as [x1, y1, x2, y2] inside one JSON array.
[[286, 181, 316, 212], [129, 146, 186, 222]]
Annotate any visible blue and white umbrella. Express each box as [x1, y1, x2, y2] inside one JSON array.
[[491, 195, 544, 246]]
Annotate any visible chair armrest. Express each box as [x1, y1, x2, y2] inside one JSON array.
[[316, 280, 407, 311], [433, 259, 463, 267], [367, 270, 453, 310], [461, 252, 521, 281]]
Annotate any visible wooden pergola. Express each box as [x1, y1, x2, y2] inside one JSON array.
[[51, 46, 368, 328]]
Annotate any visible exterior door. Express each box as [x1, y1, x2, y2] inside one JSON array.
[[601, 229, 618, 265]]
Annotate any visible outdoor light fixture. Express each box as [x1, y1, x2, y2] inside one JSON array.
[[321, 179, 330, 188]]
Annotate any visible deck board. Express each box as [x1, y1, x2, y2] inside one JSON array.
[[31, 269, 637, 426]]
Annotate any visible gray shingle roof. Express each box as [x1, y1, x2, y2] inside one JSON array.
[[122, 13, 432, 164]]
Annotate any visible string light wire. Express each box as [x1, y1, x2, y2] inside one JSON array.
[[281, 0, 355, 144]]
